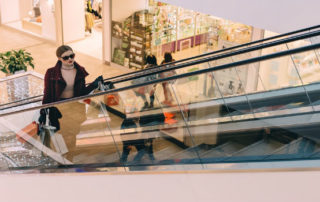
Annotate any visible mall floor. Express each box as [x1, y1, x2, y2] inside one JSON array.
[[0, 25, 131, 83]]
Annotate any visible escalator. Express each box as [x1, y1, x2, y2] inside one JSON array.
[[0, 25, 320, 173]]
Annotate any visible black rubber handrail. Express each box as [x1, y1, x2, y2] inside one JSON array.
[[103, 24, 320, 82], [0, 97, 42, 111], [1, 40, 319, 117], [0, 95, 42, 108]]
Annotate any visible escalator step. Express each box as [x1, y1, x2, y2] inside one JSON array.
[[265, 137, 316, 160], [201, 141, 246, 159]]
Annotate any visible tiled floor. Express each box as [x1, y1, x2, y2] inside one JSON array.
[[0, 25, 132, 82]]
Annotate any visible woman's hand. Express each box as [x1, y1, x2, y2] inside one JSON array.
[[93, 75, 103, 88]]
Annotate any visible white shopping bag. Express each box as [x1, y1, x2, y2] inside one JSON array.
[[51, 133, 68, 154]]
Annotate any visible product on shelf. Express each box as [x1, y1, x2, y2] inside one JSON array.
[[127, 10, 152, 69], [112, 21, 123, 39], [111, 10, 152, 69], [112, 48, 126, 66]]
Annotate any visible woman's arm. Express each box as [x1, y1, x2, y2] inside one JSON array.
[[42, 70, 52, 104], [84, 80, 97, 95]]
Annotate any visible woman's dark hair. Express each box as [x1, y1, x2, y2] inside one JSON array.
[[164, 52, 173, 63], [56, 45, 73, 57], [146, 55, 157, 66]]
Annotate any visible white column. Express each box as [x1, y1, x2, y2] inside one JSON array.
[[103, 0, 111, 63], [0, 0, 20, 24], [40, 0, 57, 41], [60, 0, 85, 43]]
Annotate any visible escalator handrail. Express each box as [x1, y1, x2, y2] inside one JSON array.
[[0, 97, 42, 112], [2, 27, 319, 110], [1, 41, 320, 117], [103, 24, 320, 82], [0, 95, 42, 109], [110, 29, 320, 84]]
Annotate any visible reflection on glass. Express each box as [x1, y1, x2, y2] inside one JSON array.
[[288, 50, 320, 85]]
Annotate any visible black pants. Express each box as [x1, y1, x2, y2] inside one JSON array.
[[120, 140, 146, 163], [144, 138, 155, 160], [120, 119, 147, 163], [138, 114, 165, 160]]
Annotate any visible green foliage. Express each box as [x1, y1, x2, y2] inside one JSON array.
[[0, 49, 34, 74]]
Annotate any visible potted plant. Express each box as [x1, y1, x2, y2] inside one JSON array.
[[0, 49, 35, 102], [0, 49, 34, 75]]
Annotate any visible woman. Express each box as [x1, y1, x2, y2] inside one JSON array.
[[41, 45, 102, 161], [160, 52, 176, 105], [133, 54, 158, 110], [119, 118, 146, 164]]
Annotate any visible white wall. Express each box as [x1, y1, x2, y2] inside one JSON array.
[[39, 0, 56, 41], [161, 0, 320, 34], [61, 0, 85, 43], [112, 0, 147, 22], [1, 171, 320, 202], [103, 0, 111, 62], [0, 0, 20, 23], [19, 0, 33, 19]]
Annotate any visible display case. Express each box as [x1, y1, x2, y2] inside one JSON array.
[[128, 10, 153, 69], [22, 18, 42, 35], [112, 10, 152, 69]]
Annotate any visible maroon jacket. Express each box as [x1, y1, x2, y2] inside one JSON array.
[[42, 61, 96, 104]]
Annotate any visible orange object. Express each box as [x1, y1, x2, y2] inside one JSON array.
[[36, 16, 42, 23], [165, 118, 178, 124], [104, 94, 119, 106], [83, 98, 91, 104], [164, 112, 177, 124], [164, 112, 175, 118], [16, 121, 38, 144]]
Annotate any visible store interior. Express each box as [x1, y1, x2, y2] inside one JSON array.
[[0, 0, 256, 66], [109, 0, 320, 103], [111, 0, 254, 70], [4, 0, 42, 37], [109, 0, 257, 99], [0, 0, 103, 60], [1, 0, 56, 42]]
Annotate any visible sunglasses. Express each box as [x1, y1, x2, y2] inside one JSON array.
[[61, 53, 75, 60]]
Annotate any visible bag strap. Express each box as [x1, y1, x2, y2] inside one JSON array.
[[98, 81, 106, 91], [44, 108, 50, 126]]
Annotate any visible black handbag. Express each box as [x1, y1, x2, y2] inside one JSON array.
[[38, 107, 62, 132]]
